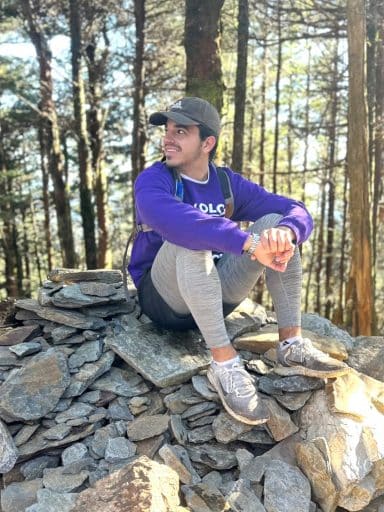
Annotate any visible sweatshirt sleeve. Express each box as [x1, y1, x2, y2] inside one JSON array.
[[228, 169, 314, 244], [135, 164, 249, 255]]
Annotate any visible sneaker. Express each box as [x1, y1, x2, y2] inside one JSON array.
[[275, 337, 350, 378], [207, 361, 270, 425]]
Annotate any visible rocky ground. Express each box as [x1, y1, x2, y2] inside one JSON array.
[[0, 269, 383, 512]]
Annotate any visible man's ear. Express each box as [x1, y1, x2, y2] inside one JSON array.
[[202, 135, 217, 153]]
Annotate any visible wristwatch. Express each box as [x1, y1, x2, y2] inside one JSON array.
[[246, 233, 260, 256]]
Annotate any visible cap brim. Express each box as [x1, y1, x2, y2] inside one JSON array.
[[149, 111, 200, 127]]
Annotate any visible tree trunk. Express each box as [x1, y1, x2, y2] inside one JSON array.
[[69, 0, 97, 269], [259, 41, 267, 187], [184, 0, 225, 112], [131, 0, 147, 208], [315, 179, 326, 314], [345, 0, 374, 335], [20, 0, 75, 267], [324, 37, 339, 320], [272, 0, 282, 193], [38, 112, 53, 271], [85, 38, 111, 268], [231, 0, 249, 173]]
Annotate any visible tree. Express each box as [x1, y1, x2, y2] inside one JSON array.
[[345, 0, 375, 335], [184, 0, 225, 112]]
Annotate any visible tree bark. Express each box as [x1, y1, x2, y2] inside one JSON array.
[[345, 0, 374, 335], [38, 112, 53, 271], [69, 0, 97, 269], [20, 0, 75, 267], [231, 0, 249, 173], [272, 0, 282, 193], [184, 0, 225, 112]]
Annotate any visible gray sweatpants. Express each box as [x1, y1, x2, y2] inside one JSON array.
[[151, 214, 302, 349]]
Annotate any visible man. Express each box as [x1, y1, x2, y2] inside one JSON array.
[[128, 97, 349, 426]]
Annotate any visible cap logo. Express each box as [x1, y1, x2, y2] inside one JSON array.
[[170, 100, 183, 110]]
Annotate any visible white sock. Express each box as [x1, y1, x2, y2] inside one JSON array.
[[212, 355, 241, 368], [280, 335, 302, 348]]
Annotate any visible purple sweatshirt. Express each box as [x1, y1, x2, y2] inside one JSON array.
[[128, 161, 313, 287]]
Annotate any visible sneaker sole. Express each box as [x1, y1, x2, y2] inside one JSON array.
[[207, 370, 270, 426], [273, 364, 351, 379]]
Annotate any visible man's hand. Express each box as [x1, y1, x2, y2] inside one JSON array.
[[248, 227, 296, 272]]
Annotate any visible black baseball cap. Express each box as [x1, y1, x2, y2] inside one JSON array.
[[149, 97, 221, 137]]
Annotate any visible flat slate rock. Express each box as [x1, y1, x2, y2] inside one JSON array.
[[47, 269, 122, 283], [15, 299, 106, 330], [0, 325, 41, 346], [347, 336, 384, 382], [105, 323, 211, 388]]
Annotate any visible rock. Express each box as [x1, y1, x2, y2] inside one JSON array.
[[1, 479, 43, 512], [159, 444, 201, 484], [68, 339, 104, 369], [0, 349, 70, 422], [226, 479, 266, 512], [62, 443, 88, 466], [127, 413, 170, 441], [186, 443, 238, 470], [42, 466, 89, 493], [20, 455, 60, 480], [14, 423, 40, 446], [50, 326, 77, 343], [0, 419, 18, 472], [224, 310, 261, 340], [25, 488, 78, 512], [347, 336, 384, 382], [63, 351, 115, 398], [263, 459, 311, 512], [9, 340, 42, 357], [15, 299, 106, 330], [212, 411, 254, 444], [265, 398, 299, 441], [89, 366, 150, 397], [301, 313, 354, 350], [105, 323, 211, 387], [104, 437, 136, 462], [181, 482, 226, 512], [74, 455, 184, 512], [298, 388, 384, 510], [50, 284, 112, 309], [0, 325, 41, 346], [47, 268, 122, 283]]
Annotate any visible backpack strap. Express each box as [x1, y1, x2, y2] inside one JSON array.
[[216, 167, 234, 219]]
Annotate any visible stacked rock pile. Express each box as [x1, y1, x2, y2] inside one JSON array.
[[0, 268, 383, 512]]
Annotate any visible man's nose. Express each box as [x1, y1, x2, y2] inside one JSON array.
[[163, 131, 175, 144]]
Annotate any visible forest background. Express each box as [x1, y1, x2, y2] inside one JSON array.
[[0, 0, 383, 337]]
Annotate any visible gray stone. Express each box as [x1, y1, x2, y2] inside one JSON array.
[[191, 374, 220, 401], [47, 269, 123, 283], [226, 479, 266, 512], [235, 448, 254, 471], [181, 401, 218, 421], [89, 365, 150, 397], [63, 351, 115, 397], [14, 423, 40, 446], [259, 374, 324, 395], [79, 281, 118, 297], [0, 346, 22, 367], [104, 437, 136, 462], [237, 428, 275, 445], [53, 333, 85, 345], [225, 310, 261, 340], [212, 411, 254, 444], [51, 284, 111, 309], [127, 413, 170, 441], [15, 299, 106, 330], [301, 313, 354, 350], [1, 479, 43, 512], [108, 397, 134, 421], [50, 326, 77, 343], [274, 390, 313, 411], [265, 398, 299, 441], [81, 301, 134, 318], [68, 339, 103, 369], [53, 397, 72, 412], [0, 349, 70, 422], [90, 424, 119, 458], [164, 384, 200, 414], [25, 488, 77, 512], [263, 460, 311, 512], [9, 340, 42, 357], [347, 336, 384, 382], [0, 419, 18, 472], [159, 444, 201, 484], [18, 423, 97, 460], [0, 325, 41, 346], [188, 425, 215, 443], [186, 443, 238, 470], [43, 423, 72, 440], [181, 483, 226, 512], [21, 455, 60, 480], [42, 466, 89, 493], [105, 322, 211, 387], [201, 471, 223, 488], [170, 414, 189, 445], [55, 402, 94, 423], [62, 442, 88, 466]]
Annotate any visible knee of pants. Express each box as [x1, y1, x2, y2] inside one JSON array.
[[166, 242, 213, 268], [248, 213, 284, 234]]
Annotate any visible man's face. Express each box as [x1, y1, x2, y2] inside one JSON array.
[[162, 120, 208, 171]]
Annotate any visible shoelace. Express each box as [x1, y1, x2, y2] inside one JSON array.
[[219, 364, 256, 398]]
